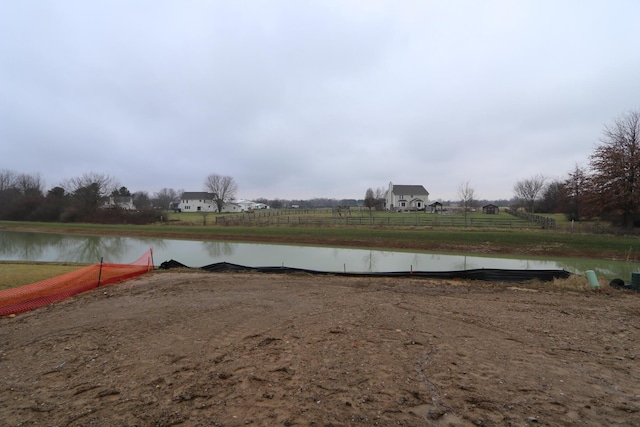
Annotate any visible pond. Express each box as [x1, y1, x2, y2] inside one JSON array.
[[0, 230, 638, 280]]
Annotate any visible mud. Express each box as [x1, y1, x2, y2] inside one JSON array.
[[1, 271, 639, 426]]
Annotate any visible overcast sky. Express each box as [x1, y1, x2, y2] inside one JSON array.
[[2, 1, 639, 201]]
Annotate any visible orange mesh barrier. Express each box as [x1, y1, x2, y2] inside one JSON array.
[[0, 249, 153, 316]]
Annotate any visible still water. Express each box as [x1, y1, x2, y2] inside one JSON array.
[[1, 230, 638, 280]]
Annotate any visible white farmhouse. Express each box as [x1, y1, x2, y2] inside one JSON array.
[[385, 182, 429, 212], [101, 196, 135, 210], [178, 192, 216, 212]]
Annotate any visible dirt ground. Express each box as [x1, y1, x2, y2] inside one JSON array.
[[1, 271, 640, 427]]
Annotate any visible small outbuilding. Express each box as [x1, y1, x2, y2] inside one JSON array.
[[482, 204, 499, 214], [429, 202, 443, 213]]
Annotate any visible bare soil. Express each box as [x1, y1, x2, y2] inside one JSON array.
[[1, 271, 640, 426]]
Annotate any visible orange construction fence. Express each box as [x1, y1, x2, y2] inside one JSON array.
[[0, 249, 154, 316]]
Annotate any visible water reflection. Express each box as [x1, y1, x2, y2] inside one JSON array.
[[203, 241, 235, 259], [1, 230, 639, 280], [0, 231, 167, 264], [58, 235, 127, 263], [362, 250, 388, 272], [0, 231, 47, 260]]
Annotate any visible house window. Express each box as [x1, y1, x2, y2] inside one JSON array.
[[401, 202, 406, 207], [197, 206, 201, 211]]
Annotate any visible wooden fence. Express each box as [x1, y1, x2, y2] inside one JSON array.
[[216, 213, 534, 228], [506, 210, 556, 228]]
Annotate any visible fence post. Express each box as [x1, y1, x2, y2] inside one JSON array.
[[98, 257, 104, 286]]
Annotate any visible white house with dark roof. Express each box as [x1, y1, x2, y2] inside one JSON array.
[[178, 192, 216, 212], [385, 182, 429, 212]]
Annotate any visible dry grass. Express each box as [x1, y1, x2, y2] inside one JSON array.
[[0, 262, 83, 290], [532, 274, 602, 292], [509, 274, 594, 293], [549, 274, 594, 291]]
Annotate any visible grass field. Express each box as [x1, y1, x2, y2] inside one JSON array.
[[0, 263, 83, 290]]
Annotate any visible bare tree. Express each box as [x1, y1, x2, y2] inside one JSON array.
[[513, 174, 547, 213], [154, 188, 179, 210], [563, 164, 590, 221], [0, 169, 44, 202], [204, 174, 238, 212], [200, 210, 211, 225], [457, 181, 475, 226], [0, 169, 37, 219], [538, 180, 563, 214], [374, 187, 386, 211], [14, 173, 45, 197], [0, 170, 43, 198], [62, 172, 119, 214], [0, 169, 17, 193], [590, 110, 640, 228], [132, 191, 151, 209], [363, 188, 376, 215]]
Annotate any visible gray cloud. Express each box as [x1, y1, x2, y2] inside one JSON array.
[[2, 1, 639, 201]]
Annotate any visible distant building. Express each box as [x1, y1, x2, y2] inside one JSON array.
[[101, 196, 135, 210], [385, 182, 429, 211], [177, 193, 266, 212], [236, 199, 269, 211], [482, 204, 499, 214], [429, 201, 443, 213], [178, 192, 216, 212]]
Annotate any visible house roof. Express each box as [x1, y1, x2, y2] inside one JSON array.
[[182, 192, 214, 199], [391, 185, 429, 196]]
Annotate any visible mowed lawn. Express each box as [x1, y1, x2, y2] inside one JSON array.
[[0, 263, 83, 290]]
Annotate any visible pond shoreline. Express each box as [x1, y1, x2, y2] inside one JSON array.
[[0, 222, 629, 261]]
